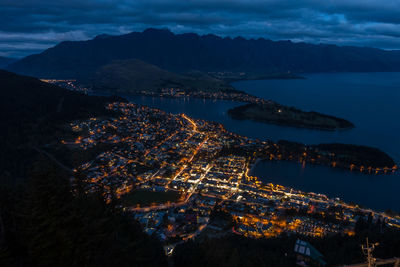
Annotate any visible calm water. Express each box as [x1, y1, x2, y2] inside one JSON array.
[[233, 73, 400, 162], [250, 160, 399, 211], [113, 73, 400, 211]]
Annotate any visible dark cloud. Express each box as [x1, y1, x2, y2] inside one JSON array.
[[0, 0, 399, 57]]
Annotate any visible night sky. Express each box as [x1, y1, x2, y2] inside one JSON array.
[[1, 0, 400, 58]]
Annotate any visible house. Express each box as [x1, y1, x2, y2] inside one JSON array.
[[294, 239, 326, 266]]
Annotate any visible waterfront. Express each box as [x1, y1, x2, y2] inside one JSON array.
[[250, 160, 399, 211], [233, 72, 400, 211], [108, 72, 400, 211], [233, 72, 400, 162], [67, 101, 399, 242]]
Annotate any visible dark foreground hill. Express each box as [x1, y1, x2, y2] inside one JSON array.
[[0, 69, 123, 181], [8, 28, 400, 79], [92, 59, 232, 93], [0, 70, 167, 267]]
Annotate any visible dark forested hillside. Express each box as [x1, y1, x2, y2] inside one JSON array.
[[173, 223, 400, 267], [0, 70, 122, 183], [8, 28, 400, 79], [0, 70, 167, 267], [0, 159, 167, 267]]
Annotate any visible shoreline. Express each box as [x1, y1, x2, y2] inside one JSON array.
[[250, 158, 399, 212], [93, 88, 355, 131], [248, 157, 262, 176], [228, 103, 355, 131], [90, 90, 396, 173]]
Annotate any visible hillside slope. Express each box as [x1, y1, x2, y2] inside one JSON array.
[[0, 69, 123, 182], [0, 69, 167, 266], [92, 59, 232, 92]]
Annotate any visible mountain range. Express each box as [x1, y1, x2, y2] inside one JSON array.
[[7, 28, 400, 80]]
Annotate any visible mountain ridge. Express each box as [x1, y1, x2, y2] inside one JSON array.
[[7, 28, 400, 79]]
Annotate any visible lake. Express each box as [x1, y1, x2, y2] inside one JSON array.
[[113, 72, 400, 211]]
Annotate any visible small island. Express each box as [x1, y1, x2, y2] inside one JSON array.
[[228, 103, 354, 130]]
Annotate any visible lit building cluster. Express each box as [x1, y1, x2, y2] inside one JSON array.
[[63, 101, 400, 250]]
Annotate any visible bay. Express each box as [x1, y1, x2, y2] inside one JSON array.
[[105, 72, 400, 211]]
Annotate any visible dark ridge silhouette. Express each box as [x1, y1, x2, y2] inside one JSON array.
[[7, 28, 400, 79]]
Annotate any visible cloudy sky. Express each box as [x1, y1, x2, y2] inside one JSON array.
[[1, 0, 400, 58]]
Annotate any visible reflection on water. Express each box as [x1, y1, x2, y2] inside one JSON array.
[[251, 160, 398, 211], [98, 72, 400, 211]]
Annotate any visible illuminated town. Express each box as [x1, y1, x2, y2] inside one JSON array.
[[3, 2, 400, 265], [63, 101, 400, 253]]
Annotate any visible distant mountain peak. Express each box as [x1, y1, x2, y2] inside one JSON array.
[[203, 34, 222, 41], [94, 34, 113, 40], [142, 28, 173, 36], [233, 36, 246, 41]]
